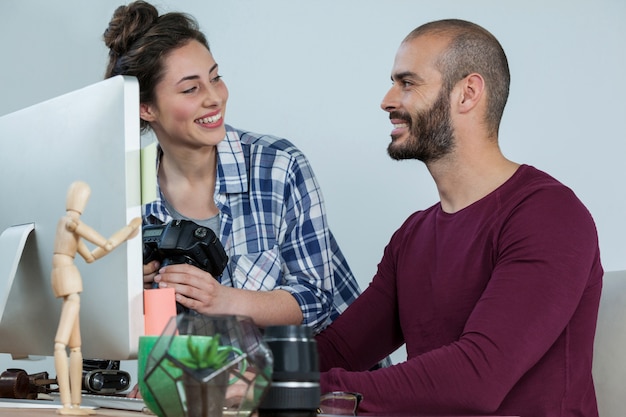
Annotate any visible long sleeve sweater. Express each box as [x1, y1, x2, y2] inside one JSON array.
[[317, 165, 603, 417]]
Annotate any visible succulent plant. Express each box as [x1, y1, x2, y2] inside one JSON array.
[[178, 334, 236, 371]]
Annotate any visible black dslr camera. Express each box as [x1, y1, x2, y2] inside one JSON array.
[[143, 219, 228, 278]]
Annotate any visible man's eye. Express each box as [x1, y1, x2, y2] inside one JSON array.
[[392, 79, 412, 88]]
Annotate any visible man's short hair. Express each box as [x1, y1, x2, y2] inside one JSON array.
[[405, 19, 510, 137]]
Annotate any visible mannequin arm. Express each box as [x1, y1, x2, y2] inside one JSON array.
[[69, 219, 109, 249], [76, 239, 96, 263], [91, 217, 142, 260]]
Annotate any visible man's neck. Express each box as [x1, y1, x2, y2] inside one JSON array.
[[428, 149, 520, 214]]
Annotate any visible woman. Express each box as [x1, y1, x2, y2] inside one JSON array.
[[103, 0, 360, 333]]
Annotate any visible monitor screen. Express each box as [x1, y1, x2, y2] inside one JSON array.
[[0, 75, 144, 360]]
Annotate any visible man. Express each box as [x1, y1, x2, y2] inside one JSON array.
[[316, 19, 603, 416]]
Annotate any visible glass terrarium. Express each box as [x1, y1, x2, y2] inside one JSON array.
[[140, 314, 273, 417]]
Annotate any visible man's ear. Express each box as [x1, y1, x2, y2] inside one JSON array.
[[140, 102, 157, 123], [457, 73, 485, 114]]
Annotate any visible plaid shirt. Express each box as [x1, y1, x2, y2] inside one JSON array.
[[144, 125, 361, 332]]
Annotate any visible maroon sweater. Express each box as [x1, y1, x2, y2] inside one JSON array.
[[317, 165, 603, 417]]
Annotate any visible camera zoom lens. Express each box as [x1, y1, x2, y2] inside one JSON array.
[[90, 373, 105, 391], [258, 325, 320, 417]]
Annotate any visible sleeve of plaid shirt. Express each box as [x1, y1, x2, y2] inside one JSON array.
[[268, 143, 335, 332]]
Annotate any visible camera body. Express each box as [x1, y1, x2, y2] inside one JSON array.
[[143, 219, 228, 278]]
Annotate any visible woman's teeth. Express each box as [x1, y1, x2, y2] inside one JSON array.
[[196, 113, 222, 124]]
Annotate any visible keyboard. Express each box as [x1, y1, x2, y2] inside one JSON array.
[[0, 393, 149, 413], [78, 393, 147, 412]]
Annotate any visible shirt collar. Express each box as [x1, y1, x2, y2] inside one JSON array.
[[215, 124, 248, 194]]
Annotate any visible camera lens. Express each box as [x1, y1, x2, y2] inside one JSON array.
[[82, 370, 131, 394], [258, 325, 320, 417], [0, 369, 30, 399], [89, 373, 105, 391]]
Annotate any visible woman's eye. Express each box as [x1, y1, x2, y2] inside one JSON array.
[[182, 86, 197, 94], [211, 75, 223, 83]]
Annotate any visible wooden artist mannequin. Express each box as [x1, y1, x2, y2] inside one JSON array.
[[52, 181, 141, 415]]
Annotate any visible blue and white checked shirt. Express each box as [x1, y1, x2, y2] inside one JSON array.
[[144, 125, 361, 332]]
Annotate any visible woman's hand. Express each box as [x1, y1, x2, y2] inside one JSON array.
[[153, 263, 228, 314], [143, 260, 160, 289], [153, 263, 303, 327]]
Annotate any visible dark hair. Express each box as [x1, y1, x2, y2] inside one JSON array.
[[103, 1, 210, 132], [405, 19, 510, 137]]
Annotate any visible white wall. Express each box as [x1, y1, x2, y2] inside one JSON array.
[[1, 0, 624, 375]]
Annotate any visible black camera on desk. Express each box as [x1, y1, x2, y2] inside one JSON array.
[[143, 219, 228, 278], [82, 359, 130, 395]]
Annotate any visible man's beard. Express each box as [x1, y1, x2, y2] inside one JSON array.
[[387, 89, 455, 163]]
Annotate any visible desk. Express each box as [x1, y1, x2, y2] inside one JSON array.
[[0, 409, 142, 417], [0, 410, 518, 417]]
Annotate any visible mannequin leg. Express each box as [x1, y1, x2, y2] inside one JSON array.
[[55, 294, 94, 415], [54, 296, 78, 409], [68, 325, 83, 407]]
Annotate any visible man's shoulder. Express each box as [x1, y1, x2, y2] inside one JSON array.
[[515, 164, 563, 187], [511, 165, 583, 205], [497, 165, 598, 239]]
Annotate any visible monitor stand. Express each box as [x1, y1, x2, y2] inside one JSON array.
[[0, 223, 35, 322]]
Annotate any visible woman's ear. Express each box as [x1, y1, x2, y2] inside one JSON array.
[[457, 73, 485, 114], [140, 102, 157, 123]]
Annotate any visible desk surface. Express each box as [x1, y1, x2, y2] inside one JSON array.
[[0, 400, 518, 417], [0, 408, 142, 417], [0, 410, 519, 417]]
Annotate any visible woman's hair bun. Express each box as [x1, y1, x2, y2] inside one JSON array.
[[103, 0, 159, 58]]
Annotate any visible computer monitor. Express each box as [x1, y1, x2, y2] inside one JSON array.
[[0, 75, 144, 360]]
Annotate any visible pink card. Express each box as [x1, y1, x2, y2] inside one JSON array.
[[144, 288, 177, 335]]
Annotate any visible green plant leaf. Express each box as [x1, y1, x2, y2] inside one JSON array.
[[180, 334, 237, 370]]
